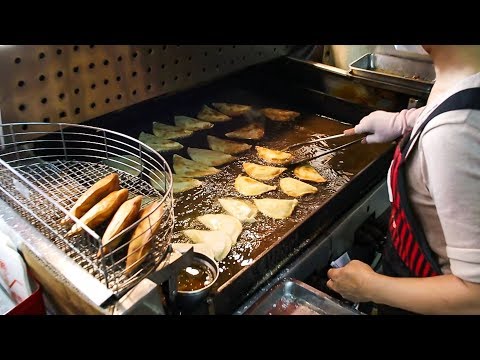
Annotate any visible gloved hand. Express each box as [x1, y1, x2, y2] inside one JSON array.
[[344, 110, 403, 144]]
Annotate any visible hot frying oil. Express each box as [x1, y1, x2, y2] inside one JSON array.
[[172, 114, 392, 290], [177, 263, 214, 291]]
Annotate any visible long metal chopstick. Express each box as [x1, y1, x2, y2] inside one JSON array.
[[289, 137, 363, 165], [282, 133, 346, 151]]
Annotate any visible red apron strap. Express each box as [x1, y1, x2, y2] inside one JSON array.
[[388, 87, 480, 277]]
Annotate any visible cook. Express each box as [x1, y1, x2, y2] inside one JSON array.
[[327, 45, 480, 315]]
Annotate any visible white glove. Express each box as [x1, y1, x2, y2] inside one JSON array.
[[345, 107, 426, 144], [345, 110, 402, 144]]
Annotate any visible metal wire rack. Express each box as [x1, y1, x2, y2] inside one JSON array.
[[0, 122, 174, 296]]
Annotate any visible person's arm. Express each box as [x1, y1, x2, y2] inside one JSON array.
[[327, 261, 480, 314], [344, 106, 425, 143], [328, 116, 480, 314]]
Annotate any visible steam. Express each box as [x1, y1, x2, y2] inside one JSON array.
[[243, 108, 266, 131]]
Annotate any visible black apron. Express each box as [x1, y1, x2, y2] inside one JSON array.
[[378, 87, 480, 315]]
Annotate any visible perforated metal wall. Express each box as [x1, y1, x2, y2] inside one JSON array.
[[0, 45, 295, 131]]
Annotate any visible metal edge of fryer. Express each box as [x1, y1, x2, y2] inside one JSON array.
[[0, 198, 114, 311], [235, 180, 390, 315]]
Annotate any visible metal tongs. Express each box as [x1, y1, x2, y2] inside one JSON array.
[[289, 138, 362, 165], [282, 133, 347, 151], [284, 132, 363, 165]]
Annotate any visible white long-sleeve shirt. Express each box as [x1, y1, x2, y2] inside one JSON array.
[[387, 72, 480, 282]]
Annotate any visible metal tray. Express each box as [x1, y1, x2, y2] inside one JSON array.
[[245, 278, 362, 315], [349, 53, 435, 92]]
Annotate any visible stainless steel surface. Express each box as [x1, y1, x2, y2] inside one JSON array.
[[322, 45, 431, 70], [0, 198, 113, 308], [282, 132, 346, 151], [0, 45, 295, 136], [323, 45, 380, 69], [245, 278, 361, 315], [287, 57, 431, 101], [349, 53, 436, 91], [0, 122, 175, 297], [113, 278, 165, 315], [290, 137, 363, 165], [235, 180, 389, 314]]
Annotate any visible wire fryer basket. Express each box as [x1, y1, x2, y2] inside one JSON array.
[[0, 122, 174, 297]]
